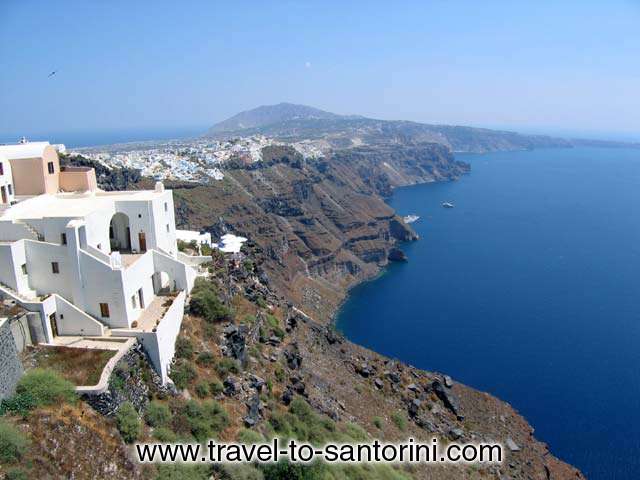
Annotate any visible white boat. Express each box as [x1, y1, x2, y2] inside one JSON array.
[[403, 214, 420, 224], [442, 202, 454, 208]]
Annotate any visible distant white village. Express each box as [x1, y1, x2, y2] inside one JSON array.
[[75, 135, 326, 182], [0, 138, 250, 399]]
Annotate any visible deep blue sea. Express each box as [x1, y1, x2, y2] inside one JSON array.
[[336, 147, 640, 479]]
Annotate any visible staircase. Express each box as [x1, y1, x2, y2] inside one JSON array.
[[17, 220, 43, 241], [0, 281, 38, 303]]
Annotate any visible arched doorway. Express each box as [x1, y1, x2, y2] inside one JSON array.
[[152, 271, 175, 295], [109, 212, 131, 252]]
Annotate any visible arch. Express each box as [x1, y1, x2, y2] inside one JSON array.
[[109, 212, 131, 252], [152, 270, 176, 295]]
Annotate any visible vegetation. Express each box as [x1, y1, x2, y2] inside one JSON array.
[[195, 381, 210, 398], [196, 351, 215, 366], [189, 278, 232, 322], [391, 412, 407, 431], [115, 402, 141, 444], [23, 346, 115, 386], [144, 401, 171, 428], [215, 357, 240, 379], [1, 369, 76, 416], [171, 400, 229, 442], [372, 416, 383, 429], [0, 420, 28, 463], [170, 360, 197, 390], [175, 337, 194, 360]]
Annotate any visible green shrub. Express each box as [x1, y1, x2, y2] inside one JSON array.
[[170, 360, 197, 390], [144, 401, 171, 428], [196, 351, 215, 366], [237, 428, 264, 444], [177, 400, 229, 442], [266, 314, 279, 329], [153, 427, 178, 443], [215, 358, 240, 378], [116, 402, 141, 444], [391, 412, 407, 431], [5, 467, 29, 480], [0, 420, 28, 463], [175, 338, 194, 360], [210, 381, 224, 395], [1, 369, 76, 416], [195, 381, 210, 398], [156, 464, 212, 480], [189, 278, 232, 323], [372, 416, 383, 429]]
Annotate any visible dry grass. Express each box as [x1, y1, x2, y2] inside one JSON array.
[[24, 346, 116, 386]]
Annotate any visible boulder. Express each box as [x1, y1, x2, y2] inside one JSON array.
[[432, 380, 463, 420]]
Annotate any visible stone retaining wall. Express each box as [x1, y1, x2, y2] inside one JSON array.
[[0, 318, 24, 400]]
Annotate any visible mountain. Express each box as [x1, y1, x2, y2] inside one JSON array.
[[207, 103, 640, 154], [208, 102, 360, 134], [206, 103, 573, 153]]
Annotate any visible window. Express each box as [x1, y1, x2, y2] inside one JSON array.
[[51, 262, 59, 274], [166, 224, 170, 233], [99, 303, 110, 318], [47, 161, 55, 174], [0, 163, 3, 175], [97, 243, 101, 250], [21, 264, 27, 275], [138, 213, 142, 218], [61, 233, 67, 245], [164, 202, 168, 212], [7, 184, 12, 195], [131, 295, 137, 309]]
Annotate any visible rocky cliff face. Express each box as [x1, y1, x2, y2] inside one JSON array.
[[169, 143, 468, 321]]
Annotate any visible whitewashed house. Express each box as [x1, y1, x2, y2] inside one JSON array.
[[0, 141, 197, 383]]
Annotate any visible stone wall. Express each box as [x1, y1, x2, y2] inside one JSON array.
[[0, 318, 24, 400]]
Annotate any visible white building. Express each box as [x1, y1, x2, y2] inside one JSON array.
[[0, 141, 197, 383]]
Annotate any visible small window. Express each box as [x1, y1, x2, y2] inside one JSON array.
[[47, 161, 55, 174], [166, 224, 170, 233], [99, 303, 110, 318], [21, 264, 27, 275], [0, 163, 3, 175], [164, 202, 168, 212], [97, 243, 101, 250], [61, 233, 67, 245], [109, 226, 114, 239], [131, 295, 137, 309], [138, 213, 142, 218], [7, 184, 12, 195], [51, 262, 59, 274]]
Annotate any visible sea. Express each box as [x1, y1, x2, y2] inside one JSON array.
[[336, 147, 640, 480]]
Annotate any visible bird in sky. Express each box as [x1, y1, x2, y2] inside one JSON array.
[[47, 70, 57, 78]]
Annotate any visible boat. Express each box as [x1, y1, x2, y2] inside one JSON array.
[[442, 202, 454, 208], [403, 214, 420, 224]]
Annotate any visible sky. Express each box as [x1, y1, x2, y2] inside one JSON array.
[[1, 0, 639, 142]]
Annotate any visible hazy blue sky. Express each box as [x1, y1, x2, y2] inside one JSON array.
[[1, 0, 639, 141]]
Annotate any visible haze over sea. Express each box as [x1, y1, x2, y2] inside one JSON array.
[[337, 147, 640, 480]]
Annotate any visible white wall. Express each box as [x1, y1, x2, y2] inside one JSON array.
[[0, 240, 29, 294], [24, 240, 73, 300], [54, 295, 104, 336]]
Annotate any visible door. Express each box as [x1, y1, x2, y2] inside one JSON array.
[[1, 186, 6, 204], [138, 232, 146, 252], [49, 313, 59, 337], [126, 227, 132, 250], [138, 288, 145, 309]]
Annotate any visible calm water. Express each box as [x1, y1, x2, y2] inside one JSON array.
[[336, 147, 640, 479]]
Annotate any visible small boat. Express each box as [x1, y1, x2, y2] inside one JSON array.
[[403, 214, 420, 224], [442, 202, 454, 208]]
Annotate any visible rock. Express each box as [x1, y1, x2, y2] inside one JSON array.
[[268, 335, 281, 345], [407, 383, 419, 392], [282, 387, 294, 405], [356, 363, 372, 378], [443, 375, 453, 388], [505, 437, 521, 452], [223, 376, 241, 396], [386, 371, 401, 384], [432, 380, 463, 420], [388, 247, 408, 262], [249, 374, 265, 392], [325, 328, 342, 345], [284, 349, 302, 370], [408, 398, 422, 417], [449, 428, 464, 440], [244, 394, 261, 427], [223, 324, 238, 335], [374, 378, 384, 389]]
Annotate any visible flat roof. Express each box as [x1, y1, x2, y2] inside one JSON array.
[[0, 189, 167, 221]]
